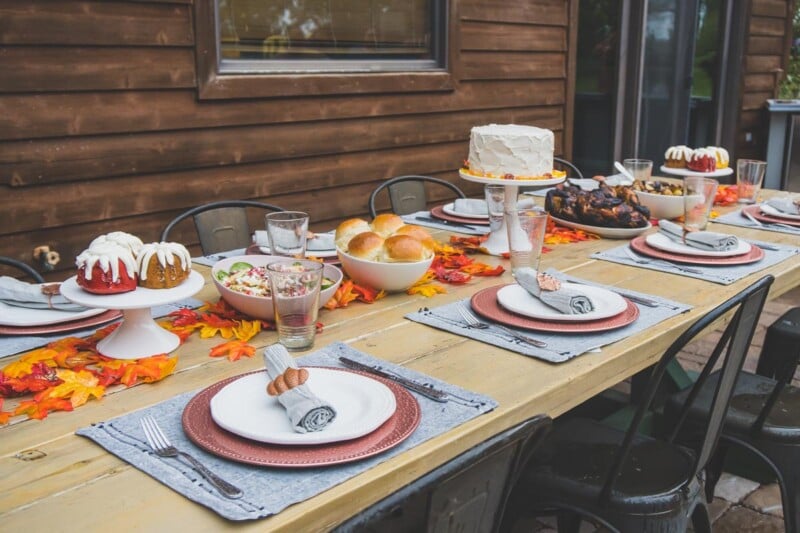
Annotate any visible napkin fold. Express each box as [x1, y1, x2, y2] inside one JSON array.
[[453, 198, 488, 215], [766, 197, 800, 216], [514, 268, 595, 315], [0, 276, 88, 312], [263, 344, 336, 433], [659, 219, 739, 251], [306, 232, 335, 251]]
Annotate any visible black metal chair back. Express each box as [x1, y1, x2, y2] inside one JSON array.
[[160, 200, 283, 255], [554, 157, 585, 179], [368, 175, 466, 218], [0, 256, 45, 283]]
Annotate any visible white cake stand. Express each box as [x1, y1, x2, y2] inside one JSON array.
[[458, 170, 565, 255], [60, 270, 204, 360]]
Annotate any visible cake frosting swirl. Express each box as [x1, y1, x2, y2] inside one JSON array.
[[89, 231, 144, 255], [467, 124, 554, 178], [75, 242, 138, 294]]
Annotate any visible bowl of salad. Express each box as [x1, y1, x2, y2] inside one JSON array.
[[211, 255, 343, 321]]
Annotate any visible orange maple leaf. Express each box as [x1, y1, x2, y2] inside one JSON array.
[[38, 369, 105, 408], [119, 355, 177, 387], [14, 397, 74, 420], [209, 340, 256, 362]]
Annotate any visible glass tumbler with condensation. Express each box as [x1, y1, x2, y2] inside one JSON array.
[[736, 159, 767, 204], [683, 176, 719, 231], [265, 211, 309, 258], [506, 208, 549, 275], [485, 184, 506, 233], [267, 259, 323, 351]]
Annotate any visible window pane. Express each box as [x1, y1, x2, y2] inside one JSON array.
[[218, 0, 437, 69]]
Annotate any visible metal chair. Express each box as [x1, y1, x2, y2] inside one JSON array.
[[554, 157, 584, 180], [160, 200, 283, 255], [368, 175, 467, 218], [333, 414, 552, 533], [0, 256, 45, 283], [664, 301, 800, 532], [503, 275, 773, 532]]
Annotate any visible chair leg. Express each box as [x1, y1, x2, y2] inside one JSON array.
[[691, 502, 712, 533], [556, 510, 582, 533], [705, 443, 728, 502]]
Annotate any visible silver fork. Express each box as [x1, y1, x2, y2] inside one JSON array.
[[622, 247, 704, 275], [456, 303, 549, 348], [140, 415, 243, 499], [743, 210, 799, 231]]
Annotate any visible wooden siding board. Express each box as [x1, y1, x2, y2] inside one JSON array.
[[744, 54, 783, 73], [0, 80, 566, 141], [749, 16, 789, 37], [751, 0, 791, 18], [748, 35, 787, 55], [460, 22, 567, 52], [1, 107, 564, 187], [744, 73, 780, 92], [0, 47, 195, 93], [461, 52, 566, 80], [460, 0, 567, 26], [0, 1, 193, 46]]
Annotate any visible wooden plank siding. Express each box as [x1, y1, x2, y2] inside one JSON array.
[[0, 0, 577, 279], [735, 0, 794, 161]]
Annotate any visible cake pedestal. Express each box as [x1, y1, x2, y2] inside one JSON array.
[[458, 170, 565, 255], [59, 271, 204, 359]]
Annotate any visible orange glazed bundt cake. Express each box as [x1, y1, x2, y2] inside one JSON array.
[[664, 145, 694, 168], [136, 242, 192, 289], [76, 242, 138, 294]]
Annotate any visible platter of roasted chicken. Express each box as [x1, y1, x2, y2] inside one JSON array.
[[544, 181, 653, 238]]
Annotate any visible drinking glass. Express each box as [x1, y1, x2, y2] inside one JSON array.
[[506, 208, 548, 274], [683, 176, 719, 231], [267, 259, 323, 351], [736, 159, 767, 204], [485, 184, 505, 233], [623, 158, 653, 181], [266, 211, 309, 257]]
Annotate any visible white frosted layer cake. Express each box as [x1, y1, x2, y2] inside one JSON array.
[[467, 124, 554, 177]]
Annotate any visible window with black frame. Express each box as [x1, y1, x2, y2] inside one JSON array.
[[217, 0, 445, 73]]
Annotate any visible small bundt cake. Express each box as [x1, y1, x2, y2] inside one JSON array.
[[664, 145, 694, 168], [89, 231, 144, 256], [687, 148, 717, 173], [76, 242, 138, 294], [705, 146, 729, 169], [136, 242, 191, 289]]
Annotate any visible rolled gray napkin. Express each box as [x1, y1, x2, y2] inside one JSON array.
[[263, 344, 337, 433], [514, 268, 595, 315], [0, 276, 88, 312], [307, 232, 335, 251], [765, 197, 800, 216], [658, 219, 739, 251]]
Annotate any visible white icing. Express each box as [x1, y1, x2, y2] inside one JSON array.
[[76, 242, 137, 281], [691, 147, 716, 161], [664, 145, 693, 161], [89, 231, 144, 255], [137, 242, 191, 280], [468, 124, 554, 177]]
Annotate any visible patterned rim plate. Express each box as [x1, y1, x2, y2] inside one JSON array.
[[744, 205, 800, 227], [630, 235, 765, 265], [0, 309, 122, 336], [441, 202, 489, 220], [183, 368, 421, 468], [470, 285, 639, 333], [430, 205, 490, 225]]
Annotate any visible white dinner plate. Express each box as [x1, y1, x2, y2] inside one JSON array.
[[549, 215, 652, 239], [210, 368, 397, 445], [659, 165, 733, 178], [496, 283, 628, 322], [645, 232, 752, 257], [760, 203, 800, 221], [0, 301, 107, 327], [441, 202, 489, 219], [257, 232, 338, 258]]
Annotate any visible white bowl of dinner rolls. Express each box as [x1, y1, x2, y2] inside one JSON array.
[[336, 214, 435, 291]]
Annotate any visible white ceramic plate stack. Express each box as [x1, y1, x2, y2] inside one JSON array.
[[496, 283, 628, 323]]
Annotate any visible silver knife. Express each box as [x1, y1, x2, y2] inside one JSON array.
[[412, 216, 484, 233], [338, 357, 449, 402]]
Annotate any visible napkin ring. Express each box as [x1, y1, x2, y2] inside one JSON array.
[[40, 283, 62, 309], [266, 367, 309, 396]]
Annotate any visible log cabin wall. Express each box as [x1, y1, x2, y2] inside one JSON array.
[[736, 0, 795, 160], [0, 0, 577, 279]]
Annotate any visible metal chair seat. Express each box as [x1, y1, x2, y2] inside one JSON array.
[[160, 200, 283, 256], [368, 175, 466, 218]]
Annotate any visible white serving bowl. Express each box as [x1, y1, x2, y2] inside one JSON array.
[[337, 248, 433, 292], [211, 255, 343, 321], [636, 190, 685, 220]]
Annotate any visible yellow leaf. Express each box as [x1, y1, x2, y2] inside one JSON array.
[[43, 369, 105, 408]]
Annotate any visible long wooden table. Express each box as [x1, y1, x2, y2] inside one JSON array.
[[2, 191, 799, 531]]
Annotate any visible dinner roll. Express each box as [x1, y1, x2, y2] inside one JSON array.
[[381, 235, 428, 263], [393, 224, 436, 252], [335, 218, 371, 250], [347, 231, 385, 261], [371, 213, 405, 238]]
